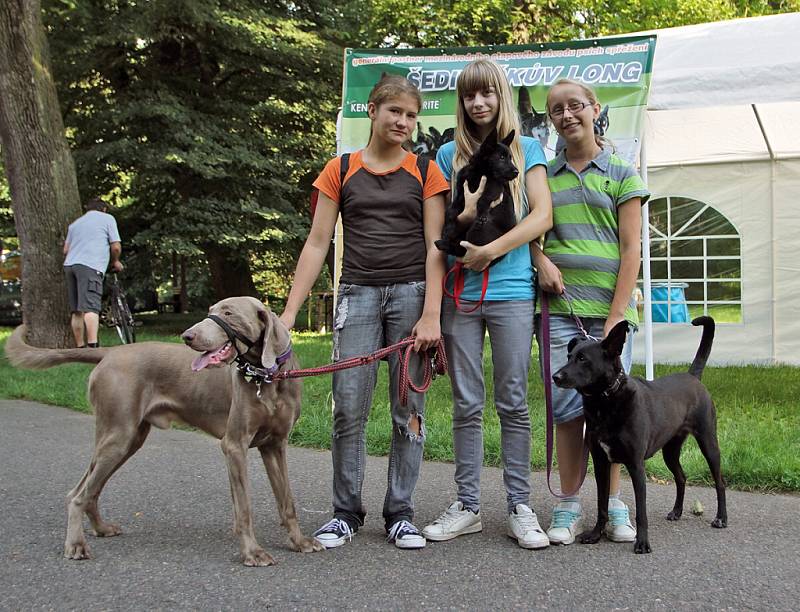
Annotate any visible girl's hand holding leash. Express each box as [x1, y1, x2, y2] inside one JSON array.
[[533, 251, 564, 295], [411, 313, 441, 352]]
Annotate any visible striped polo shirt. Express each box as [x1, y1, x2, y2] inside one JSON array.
[[538, 148, 650, 326]]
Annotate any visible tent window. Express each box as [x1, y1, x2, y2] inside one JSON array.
[[641, 196, 742, 324]]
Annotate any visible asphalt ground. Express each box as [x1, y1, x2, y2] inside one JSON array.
[[1, 399, 798, 611]]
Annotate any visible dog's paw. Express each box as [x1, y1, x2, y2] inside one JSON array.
[[711, 517, 727, 529], [289, 535, 325, 553], [666, 509, 682, 521], [64, 540, 92, 560], [243, 547, 276, 567], [578, 529, 602, 545], [633, 538, 652, 554], [93, 522, 123, 537]]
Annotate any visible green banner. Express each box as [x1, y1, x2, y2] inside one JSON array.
[[341, 36, 656, 164]]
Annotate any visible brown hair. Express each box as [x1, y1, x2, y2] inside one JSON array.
[[546, 78, 612, 150], [368, 73, 422, 111]]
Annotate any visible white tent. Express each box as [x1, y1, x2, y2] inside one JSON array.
[[633, 13, 800, 366]]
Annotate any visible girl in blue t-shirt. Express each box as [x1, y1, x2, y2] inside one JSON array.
[[421, 59, 553, 549]]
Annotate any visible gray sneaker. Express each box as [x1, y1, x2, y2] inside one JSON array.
[[422, 501, 482, 541]]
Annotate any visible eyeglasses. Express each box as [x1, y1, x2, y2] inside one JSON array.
[[548, 101, 592, 119]]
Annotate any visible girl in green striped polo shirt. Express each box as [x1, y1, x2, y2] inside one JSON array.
[[533, 79, 650, 546]]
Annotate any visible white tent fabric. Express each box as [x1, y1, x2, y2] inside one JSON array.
[[632, 13, 800, 366], [644, 12, 800, 110]]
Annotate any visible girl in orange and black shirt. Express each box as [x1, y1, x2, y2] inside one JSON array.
[[280, 75, 449, 549]]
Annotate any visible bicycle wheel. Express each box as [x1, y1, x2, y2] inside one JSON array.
[[111, 294, 135, 344]]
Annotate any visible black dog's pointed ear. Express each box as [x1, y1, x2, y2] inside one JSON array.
[[567, 336, 581, 354], [479, 127, 499, 151], [601, 321, 629, 357], [501, 129, 515, 147]]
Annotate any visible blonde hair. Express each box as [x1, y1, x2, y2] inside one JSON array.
[[366, 74, 422, 146], [546, 78, 612, 151], [453, 59, 526, 218]]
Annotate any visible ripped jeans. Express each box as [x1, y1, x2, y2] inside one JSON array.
[[331, 281, 427, 531]]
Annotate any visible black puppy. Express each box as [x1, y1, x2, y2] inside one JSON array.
[[435, 128, 518, 260], [553, 317, 727, 554]]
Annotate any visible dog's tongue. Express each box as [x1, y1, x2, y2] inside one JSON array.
[[191, 343, 231, 372], [191, 351, 215, 372]]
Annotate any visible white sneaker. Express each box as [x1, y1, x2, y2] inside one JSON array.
[[507, 504, 549, 549], [606, 497, 636, 542], [387, 520, 426, 549], [422, 501, 482, 541], [547, 501, 582, 545]]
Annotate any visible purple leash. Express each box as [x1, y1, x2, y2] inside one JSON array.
[[542, 290, 591, 498]]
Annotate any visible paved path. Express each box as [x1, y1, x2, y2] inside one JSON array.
[[1, 399, 798, 611]]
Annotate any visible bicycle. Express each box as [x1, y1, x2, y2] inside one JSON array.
[[102, 273, 136, 344]]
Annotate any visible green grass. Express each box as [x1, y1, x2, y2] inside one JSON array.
[[1, 315, 798, 492]]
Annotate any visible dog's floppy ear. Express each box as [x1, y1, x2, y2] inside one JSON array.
[[258, 307, 291, 369], [501, 129, 515, 147], [601, 320, 629, 357]]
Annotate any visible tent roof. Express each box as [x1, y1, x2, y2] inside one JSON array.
[[632, 13, 800, 163], [642, 12, 800, 110]]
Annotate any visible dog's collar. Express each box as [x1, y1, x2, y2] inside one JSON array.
[[583, 370, 626, 399], [233, 344, 293, 396]]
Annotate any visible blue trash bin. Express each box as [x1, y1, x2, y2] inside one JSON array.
[[651, 282, 689, 323]]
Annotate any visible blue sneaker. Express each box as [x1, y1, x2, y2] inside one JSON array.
[[313, 518, 355, 549], [606, 498, 636, 542], [547, 501, 582, 545]]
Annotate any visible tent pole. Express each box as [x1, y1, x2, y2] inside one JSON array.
[[640, 135, 654, 381]]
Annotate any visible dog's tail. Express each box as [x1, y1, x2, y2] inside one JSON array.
[[688, 316, 715, 380], [4, 325, 109, 370]]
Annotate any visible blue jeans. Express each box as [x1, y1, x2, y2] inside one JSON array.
[[442, 299, 535, 514], [330, 282, 427, 531], [535, 315, 636, 424]]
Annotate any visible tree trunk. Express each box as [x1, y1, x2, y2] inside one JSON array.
[[0, 0, 82, 347], [203, 244, 259, 300]]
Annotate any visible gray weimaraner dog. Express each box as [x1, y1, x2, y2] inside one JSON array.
[[5, 296, 323, 566]]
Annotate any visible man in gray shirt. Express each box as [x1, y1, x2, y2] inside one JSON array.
[[63, 197, 123, 347]]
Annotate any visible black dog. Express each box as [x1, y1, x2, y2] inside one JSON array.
[[435, 128, 518, 260], [553, 317, 727, 554]]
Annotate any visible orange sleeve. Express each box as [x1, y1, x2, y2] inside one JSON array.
[[312, 157, 343, 204], [422, 159, 450, 200]]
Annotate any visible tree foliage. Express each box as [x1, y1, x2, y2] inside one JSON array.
[[352, 1, 800, 47], [44, 0, 340, 302]]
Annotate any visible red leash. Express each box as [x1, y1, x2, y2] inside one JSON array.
[[442, 262, 490, 313], [541, 291, 590, 498], [272, 336, 448, 406]]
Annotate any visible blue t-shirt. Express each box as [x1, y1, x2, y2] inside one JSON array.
[[436, 136, 547, 301]]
